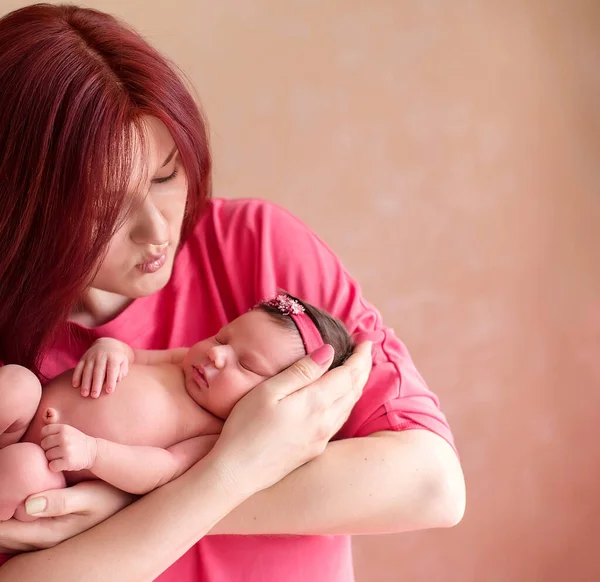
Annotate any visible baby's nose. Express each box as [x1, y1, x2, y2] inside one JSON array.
[[208, 345, 227, 369]]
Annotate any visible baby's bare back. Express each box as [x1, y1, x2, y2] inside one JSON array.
[[22, 363, 224, 482]]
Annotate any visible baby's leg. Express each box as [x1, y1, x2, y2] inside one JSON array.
[[0, 442, 66, 521], [0, 365, 42, 449]]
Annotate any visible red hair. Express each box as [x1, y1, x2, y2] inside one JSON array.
[[0, 3, 211, 374]]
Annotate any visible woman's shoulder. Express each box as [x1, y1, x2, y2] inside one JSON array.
[[201, 197, 297, 225], [178, 196, 338, 315]]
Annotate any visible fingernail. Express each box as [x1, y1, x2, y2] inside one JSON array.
[[310, 344, 334, 365], [25, 496, 47, 515]]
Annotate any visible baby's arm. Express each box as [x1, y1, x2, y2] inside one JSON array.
[[40, 409, 219, 495], [73, 338, 187, 397], [132, 347, 188, 366], [72, 338, 133, 397], [90, 434, 219, 494]]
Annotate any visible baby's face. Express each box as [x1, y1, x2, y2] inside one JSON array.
[[182, 309, 305, 418]]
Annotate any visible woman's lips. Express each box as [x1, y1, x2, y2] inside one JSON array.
[[137, 252, 167, 274]]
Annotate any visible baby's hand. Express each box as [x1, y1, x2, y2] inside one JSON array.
[[40, 408, 98, 472], [72, 338, 133, 398]]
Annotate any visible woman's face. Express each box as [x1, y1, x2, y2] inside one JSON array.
[[90, 116, 187, 299]]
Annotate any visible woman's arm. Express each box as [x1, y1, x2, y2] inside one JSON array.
[[0, 453, 249, 581], [220, 200, 466, 535], [203, 344, 465, 537], [210, 429, 465, 536], [0, 481, 135, 555], [0, 345, 363, 581]]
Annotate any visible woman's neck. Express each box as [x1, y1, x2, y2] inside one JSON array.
[[71, 287, 134, 328]]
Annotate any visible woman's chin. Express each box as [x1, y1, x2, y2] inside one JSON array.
[[128, 263, 174, 297]]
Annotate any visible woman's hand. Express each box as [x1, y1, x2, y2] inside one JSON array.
[[209, 341, 372, 497], [0, 481, 134, 553]]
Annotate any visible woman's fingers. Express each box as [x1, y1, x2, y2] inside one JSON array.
[[263, 344, 334, 400], [328, 380, 364, 430], [0, 517, 54, 552], [342, 340, 373, 391], [300, 341, 372, 409], [0, 482, 137, 552], [211, 341, 373, 496], [25, 484, 93, 517], [25, 480, 134, 518]]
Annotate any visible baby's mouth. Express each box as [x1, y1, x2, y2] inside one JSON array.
[[192, 365, 208, 389]]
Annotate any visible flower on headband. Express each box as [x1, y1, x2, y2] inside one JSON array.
[[262, 294, 305, 316]]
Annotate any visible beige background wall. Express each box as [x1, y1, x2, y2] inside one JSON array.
[[3, 1, 600, 580]]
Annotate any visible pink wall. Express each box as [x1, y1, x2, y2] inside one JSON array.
[[5, 0, 599, 579]]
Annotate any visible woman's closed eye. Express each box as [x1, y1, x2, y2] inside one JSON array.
[[152, 167, 179, 185]]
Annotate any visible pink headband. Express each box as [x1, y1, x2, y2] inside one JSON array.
[[259, 294, 325, 354]]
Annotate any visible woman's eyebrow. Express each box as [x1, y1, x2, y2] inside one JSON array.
[[160, 146, 178, 167]]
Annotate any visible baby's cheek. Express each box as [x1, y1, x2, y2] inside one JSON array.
[[222, 376, 254, 408]]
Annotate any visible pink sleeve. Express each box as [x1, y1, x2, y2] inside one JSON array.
[[220, 200, 456, 452]]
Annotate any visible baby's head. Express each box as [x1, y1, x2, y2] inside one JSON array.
[[182, 294, 355, 419]]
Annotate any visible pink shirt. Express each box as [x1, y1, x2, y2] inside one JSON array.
[[0, 199, 455, 581]]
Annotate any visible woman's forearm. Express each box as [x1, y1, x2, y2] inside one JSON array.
[[210, 430, 465, 536], [0, 452, 249, 582]]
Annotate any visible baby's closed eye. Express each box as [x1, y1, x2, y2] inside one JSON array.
[[238, 360, 255, 373]]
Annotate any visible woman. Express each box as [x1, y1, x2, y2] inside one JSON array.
[[0, 4, 465, 582]]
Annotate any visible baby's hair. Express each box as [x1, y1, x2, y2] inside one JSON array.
[[256, 293, 355, 370]]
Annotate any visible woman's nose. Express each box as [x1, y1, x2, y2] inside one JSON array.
[[129, 197, 170, 247]]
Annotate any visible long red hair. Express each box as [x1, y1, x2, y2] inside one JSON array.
[[0, 3, 211, 374]]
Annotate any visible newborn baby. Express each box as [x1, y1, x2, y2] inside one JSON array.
[[0, 295, 354, 521]]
